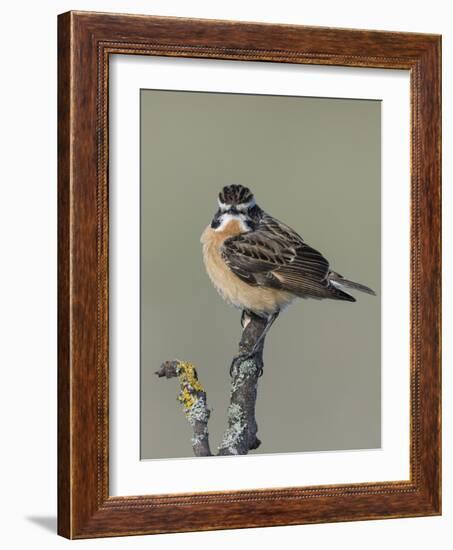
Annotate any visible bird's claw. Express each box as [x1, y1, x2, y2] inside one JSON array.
[[229, 354, 247, 377], [229, 351, 263, 378]]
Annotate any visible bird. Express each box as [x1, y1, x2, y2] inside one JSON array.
[[200, 184, 376, 374]]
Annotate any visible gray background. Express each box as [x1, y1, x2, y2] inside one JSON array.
[[140, 90, 381, 459]]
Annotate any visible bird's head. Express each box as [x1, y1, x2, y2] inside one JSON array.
[[211, 185, 262, 232]]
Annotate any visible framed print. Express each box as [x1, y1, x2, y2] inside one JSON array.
[[58, 11, 441, 538]]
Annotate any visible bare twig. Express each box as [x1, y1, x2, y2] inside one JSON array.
[[155, 312, 269, 456]]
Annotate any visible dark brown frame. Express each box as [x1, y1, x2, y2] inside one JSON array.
[[58, 10, 441, 539]]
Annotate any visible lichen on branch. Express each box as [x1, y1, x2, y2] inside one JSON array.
[[155, 360, 211, 456], [176, 361, 205, 411], [155, 312, 269, 457]]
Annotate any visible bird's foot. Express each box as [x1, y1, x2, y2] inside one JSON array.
[[229, 351, 263, 378], [229, 353, 248, 377]]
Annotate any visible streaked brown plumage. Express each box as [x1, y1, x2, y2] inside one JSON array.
[[201, 185, 375, 318]]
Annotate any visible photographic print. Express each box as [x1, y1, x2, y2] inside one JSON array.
[[58, 12, 441, 537], [141, 89, 381, 459]]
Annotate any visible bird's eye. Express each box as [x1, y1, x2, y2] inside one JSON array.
[[211, 210, 222, 229]]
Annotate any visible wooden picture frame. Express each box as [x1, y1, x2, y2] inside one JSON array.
[[58, 10, 441, 539]]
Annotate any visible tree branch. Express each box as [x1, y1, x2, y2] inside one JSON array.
[[155, 312, 269, 456], [155, 360, 211, 456]]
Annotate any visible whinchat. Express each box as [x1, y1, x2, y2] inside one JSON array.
[[201, 184, 375, 370]]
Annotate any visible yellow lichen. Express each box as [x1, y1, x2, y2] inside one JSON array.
[[177, 361, 204, 411]]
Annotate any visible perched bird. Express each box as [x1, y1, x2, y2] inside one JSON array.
[[201, 184, 375, 371]]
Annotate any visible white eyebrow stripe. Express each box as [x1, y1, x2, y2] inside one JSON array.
[[217, 197, 256, 210]]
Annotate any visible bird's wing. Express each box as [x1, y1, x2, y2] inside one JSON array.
[[221, 214, 347, 300]]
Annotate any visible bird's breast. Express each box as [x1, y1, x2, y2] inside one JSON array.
[[200, 223, 295, 315]]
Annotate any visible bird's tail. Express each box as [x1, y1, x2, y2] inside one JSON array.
[[329, 272, 376, 296]]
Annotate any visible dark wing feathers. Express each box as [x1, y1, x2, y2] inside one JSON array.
[[221, 214, 355, 302]]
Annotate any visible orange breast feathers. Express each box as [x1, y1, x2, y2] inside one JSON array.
[[200, 220, 295, 316]]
